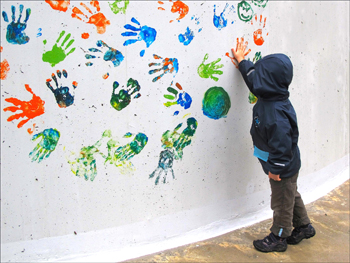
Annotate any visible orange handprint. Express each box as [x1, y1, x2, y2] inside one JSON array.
[[225, 37, 251, 68], [3, 84, 45, 128], [251, 14, 268, 46], [72, 1, 110, 34], [158, 0, 189, 23], [0, 46, 10, 80], [45, 0, 70, 12]]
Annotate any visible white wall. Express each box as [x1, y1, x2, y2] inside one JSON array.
[[1, 1, 349, 262]]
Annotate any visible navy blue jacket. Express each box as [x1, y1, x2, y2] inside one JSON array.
[[238, 54, 300, 178]]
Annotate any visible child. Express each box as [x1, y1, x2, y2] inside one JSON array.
[[231, 38, 316, 252]]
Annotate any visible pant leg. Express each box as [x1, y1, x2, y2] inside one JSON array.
[[269, 172, 298, 238], [292, 184, 311, 228]]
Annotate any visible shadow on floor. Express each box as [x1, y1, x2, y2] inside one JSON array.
[[126, 180, 350, 262]]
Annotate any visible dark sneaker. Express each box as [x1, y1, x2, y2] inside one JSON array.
[[286, 224, 316, 245], [253, 233, 287, 252]]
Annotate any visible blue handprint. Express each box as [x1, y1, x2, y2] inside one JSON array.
[[85, 40, 124, 67], [213, 3, 235, 30], [29, 128, 60, 163], [178, 27, 194, 46], [2, 5, 31, 45], [122, 17, 157, 57]]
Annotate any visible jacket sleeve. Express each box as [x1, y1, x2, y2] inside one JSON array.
[[265, 120, 294, 175], [238, 59, 256, 94]]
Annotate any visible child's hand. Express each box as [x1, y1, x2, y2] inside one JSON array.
[[268, 171, 281, 181], [231, 37, 251, 64]]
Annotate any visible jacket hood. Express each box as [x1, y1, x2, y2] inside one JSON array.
[[253, 54, 293, 101]]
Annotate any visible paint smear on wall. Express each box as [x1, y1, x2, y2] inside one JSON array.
[[202, 86, 231, 120], [29, 128, 60, 163], [109, 0, 129, 14], [3, 84, 45, 128], [45, 0, 70, 12], [42, 30, 76, 67], [149, 54, 179, 82], [81, 33, 89, 39], [2, 4, 31, 45], [0, 47, 10, 80], [46, 69, 78, 108], [197, 53, 223, 82], [71, 1, 110, 34], [110, 78, 141, 111]]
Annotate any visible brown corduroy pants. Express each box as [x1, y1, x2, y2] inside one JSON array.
[[269, 172, 311, 238]]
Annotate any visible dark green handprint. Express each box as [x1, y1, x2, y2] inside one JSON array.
[[110, 78, 141, 111], [197, 54, 223, 82], [29, 128, 60, 163], [42, 30, 75, 67]]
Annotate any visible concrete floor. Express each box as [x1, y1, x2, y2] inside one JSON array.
[[126, 179, 350, 262]]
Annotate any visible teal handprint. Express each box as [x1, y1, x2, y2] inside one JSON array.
[[42, 30, 76, 67], [2, 4, 31, 45], [197, 53, 223, 82], [29, 128, 60, 163]]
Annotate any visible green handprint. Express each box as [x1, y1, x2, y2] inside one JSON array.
[[42, 30, 75, 67], [197, 53, 223, 82], [68, 130, 111, 181], [109, 0, 129, 14], [29, 128, 60, 163], [161, 117, 198, 160]]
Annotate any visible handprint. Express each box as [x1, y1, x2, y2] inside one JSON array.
[[45, 0, 70, 12], [105, 132, 148, 168], [1, 47, 10, 80], [251, 14, 268, 46], [164, 82, 192, 115], [225, 37, 251, 68], [149, 149, 175, 185], [110, 78, 141, 111], [158, 0, 189, 23], [67, 130, 111, 181], [71, 1, 110, 34], [42, 30, 76, 67], [197, 53, 224, 82], [161, 117, 197, 160], [2, 4, 31, 45], [84, 40, 124, 67], [237, 0, 254, 22], [148, 54, 179, 82], [213, 3, 235, 30], [109, 0, 129, 14], [46, 69, 78, 108], [3, 84, 45, 128], [178, 27, 194, 46], [29, 128, 60, 163], [122, 17, 157, 57]]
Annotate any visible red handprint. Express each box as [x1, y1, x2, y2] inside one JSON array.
[[72, 1, 110, 34], [3, 84, 45, 128], [0, 46, 10, 80], [158, 0, 189, 23], [45, 0, 70, 12], [251, 14, 268, 46]]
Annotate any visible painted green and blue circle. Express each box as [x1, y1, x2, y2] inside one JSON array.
[[202, 86, 231, 120]]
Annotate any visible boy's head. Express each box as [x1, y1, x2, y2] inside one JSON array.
[[253, 54, 293, 101]]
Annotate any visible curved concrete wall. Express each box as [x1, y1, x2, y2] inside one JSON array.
[[1, 1, 348, 262]]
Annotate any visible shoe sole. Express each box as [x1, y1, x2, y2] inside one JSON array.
[[253, 243, 287, 253]]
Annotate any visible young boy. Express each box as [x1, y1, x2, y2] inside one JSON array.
[[231, 38, 316, 252]]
